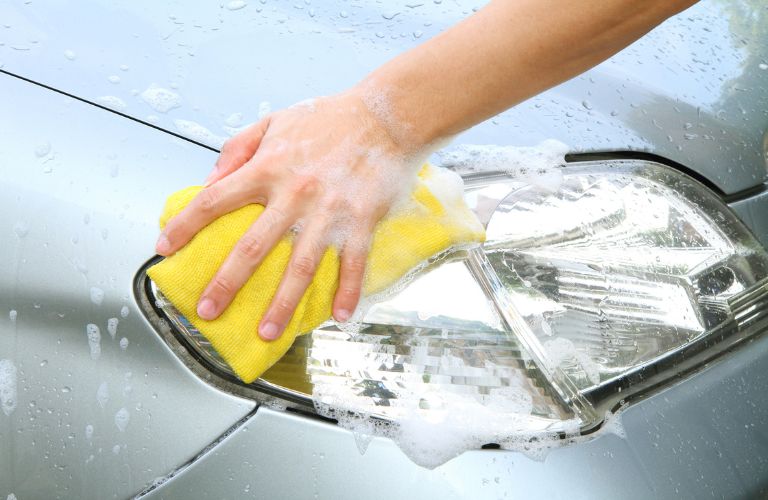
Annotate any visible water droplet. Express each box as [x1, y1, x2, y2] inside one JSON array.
[[96, 382, 109, 408], [63, 49, 76, 60], [86, 324, 101, 360], [13, 222, 29, 238], [89, 287, 104, 306], [114, 407, 130, 432], [226, 0, 247, 10], [107, 318, 119, 339], [34, 142, 51, 157], [107, 75, 121, 84]]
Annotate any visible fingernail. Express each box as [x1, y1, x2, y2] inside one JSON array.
[[335, 309, 351, 322], [259, 321, 280, 340], [155, 234, 171, 255], [197, 298, 217, 320]]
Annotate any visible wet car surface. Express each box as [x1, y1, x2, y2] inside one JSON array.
[[1, 0, 767, 498]]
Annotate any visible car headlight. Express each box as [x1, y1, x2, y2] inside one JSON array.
[[142, 159, 768, 465]]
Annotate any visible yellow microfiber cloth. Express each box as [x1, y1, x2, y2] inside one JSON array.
[[147, 164, 485, 383]]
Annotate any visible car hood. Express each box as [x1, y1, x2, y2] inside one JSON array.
[[0, 0, 766, 194], [0, 71, 254, 499]]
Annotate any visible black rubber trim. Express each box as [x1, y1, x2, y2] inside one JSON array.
[[0, 68, 221, 153], [565, 150, 768, 203]]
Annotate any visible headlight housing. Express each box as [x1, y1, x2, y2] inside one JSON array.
[[141, 159, 768, 465]]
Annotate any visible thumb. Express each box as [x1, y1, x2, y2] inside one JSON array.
[[205, 116, 271, 186]]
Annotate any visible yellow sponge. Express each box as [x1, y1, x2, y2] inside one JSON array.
[[147, 164, 485, 383]]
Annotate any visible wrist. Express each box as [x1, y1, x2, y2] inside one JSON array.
[[348, 76, 442, 162]]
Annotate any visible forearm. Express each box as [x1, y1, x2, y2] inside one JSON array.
[[357, 0, 697, 152]]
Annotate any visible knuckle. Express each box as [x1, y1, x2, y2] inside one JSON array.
[[292, 174, 321, 198], [338, 285, 360, 300], [197, 187, 219, 214], [211, 275, 236, 296], [290, 255, 317, 278], [344, 256, 367, 276], [236, 235, 263, 260], [260, 206, 286, 232], [274, 297, 297, 316]]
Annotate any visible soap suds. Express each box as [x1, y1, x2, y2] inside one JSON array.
[[0, 359, 17, 416], [173, 119, 226, 149], [120, 305, 130, 318], [141, 85, 182, 113], [437, 139, 568, 192], [9, 310, 17, 323], [95, 96, 127, 112]]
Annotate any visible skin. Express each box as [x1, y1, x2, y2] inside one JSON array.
[[156, 0, 698, 341]]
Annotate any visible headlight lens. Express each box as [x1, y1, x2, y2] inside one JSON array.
[[147, 159, 768, 461]]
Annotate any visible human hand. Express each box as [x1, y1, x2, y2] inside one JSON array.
[[155, 89, 421, 341]]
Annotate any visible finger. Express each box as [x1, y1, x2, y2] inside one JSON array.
[[205, 117, 271, 186], [332, 232, 371, 322], [259, 221, 329, 341], [196, 203, 295, 321], [156, 167, 263, 256]]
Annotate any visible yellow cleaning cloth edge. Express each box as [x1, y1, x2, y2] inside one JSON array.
[[147, 164, 485, 383]]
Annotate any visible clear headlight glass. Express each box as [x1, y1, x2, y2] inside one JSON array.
[[148, 159, 768, 439]]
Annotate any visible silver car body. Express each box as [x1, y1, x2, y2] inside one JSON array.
[[0, 0, 766, 498]]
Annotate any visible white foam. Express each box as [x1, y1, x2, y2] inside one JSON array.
[[107, 317, 118, 339], [119, 337, 129, 350], [95, 96, 127, 112], [86, 324, 101, 360], [107, 75, 121, 84], [0, 359, 17, 416], [89, 287, 104, 305], [224, 112, 243, 127], [120, 305, 130, 318], [63, 49, 76, 60], [257, 101, 271, 119], [141, 85, 182, 113], [173, 119, 226, 149], [85, 424, 94, 440], [7, 494, 17, 500], [437, 139, 568, 192], [9, 310, 17, 323], [114, 407, 130, 432]]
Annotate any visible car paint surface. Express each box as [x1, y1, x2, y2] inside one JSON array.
[[0, 0, 767, 499], [0, 0, 766, 194], [0, 73, 253, 499]]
